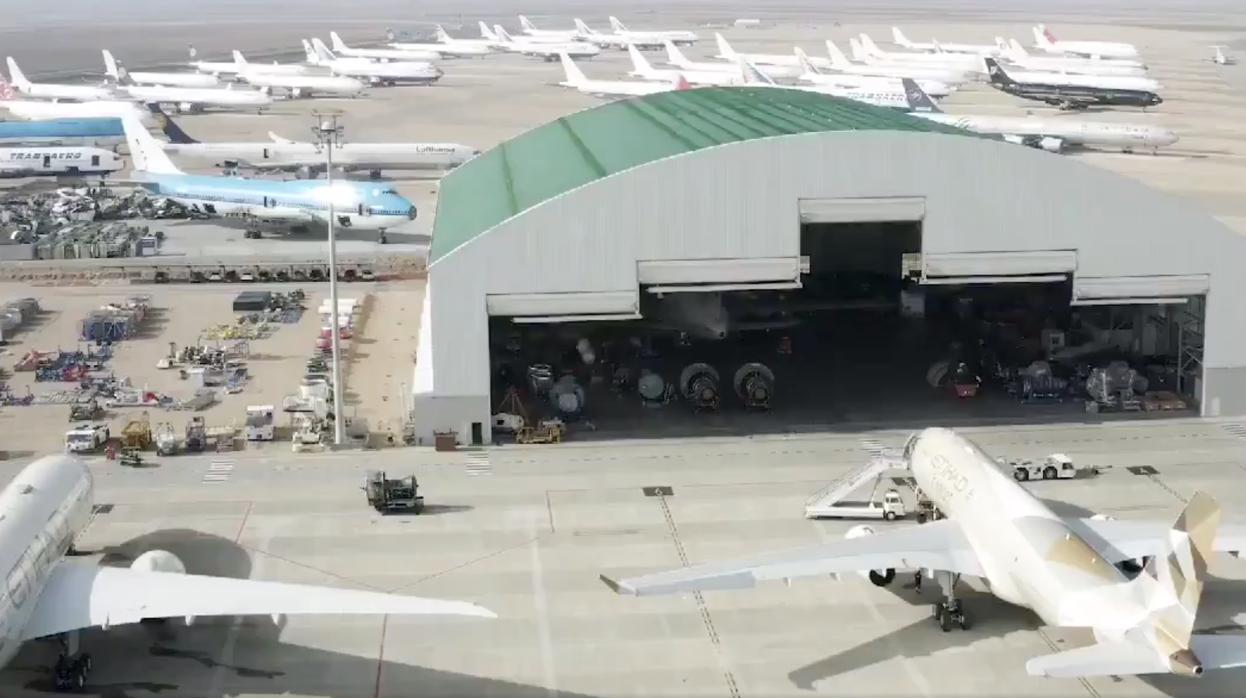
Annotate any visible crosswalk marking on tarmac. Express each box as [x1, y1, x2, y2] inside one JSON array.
[[465, 451, 492, 476], [203, 458, 235, 484]]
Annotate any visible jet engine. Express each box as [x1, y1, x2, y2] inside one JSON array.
[[131, 549, 187, 574], [296, 165, 315, 180], [845, 526, 895, 586], [679, 363, 720, 412], [291, 87, 305, 99], [176, 102, 197, 114], [1036, 136, 1064, 152], [733, 362, 775, 410], [549, 375, 585, 417]]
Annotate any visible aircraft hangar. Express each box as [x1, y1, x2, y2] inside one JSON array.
[[411, 86, 1246, 446]]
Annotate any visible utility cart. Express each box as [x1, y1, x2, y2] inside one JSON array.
[[364, 470, 424, 514]]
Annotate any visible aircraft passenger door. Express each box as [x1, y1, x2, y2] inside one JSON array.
[[90, 155, 100, 167], [263, 148, 270, 159], [41, 155, 50, 169]]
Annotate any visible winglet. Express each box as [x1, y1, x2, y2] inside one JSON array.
[[674, 74, 691, 91]]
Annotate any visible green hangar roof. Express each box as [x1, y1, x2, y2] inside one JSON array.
[[429, 86, 966, 264]]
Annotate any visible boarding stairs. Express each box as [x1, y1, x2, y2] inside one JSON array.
[[804, 448, 908, 518]]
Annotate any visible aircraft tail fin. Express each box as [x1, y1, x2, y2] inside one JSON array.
[[902, 78, 940, 113], [1010, 38, 1030, 56], [848, 37, 868, 62], [1033, 26, 1051, 48], [574, 18, 594, 36], [609, 16, 628, 33], [312, 38, 337, 63], [268, 131, 297, 145], [102, 49, 121, 80], [794, 47, 820, 76], [983, 58, 1013, 85], [302, 39, 318, 64], [1039, 24, 1058, 44], [232, 50, 248, 67], [664, 39, 688, 67], [737, 57, 775, 86], [479, 21, 497, 41], [715, 33, 736, 59], [147, 103, 197, 145], [825, 39, 850, 67], [559, 52, 587, 85], [6, 57, 31, 90], [892, 27, 913, 48], [859, 33, 884, 57], [493, 25, 514, 43], [518, 15, 536, 32], [627, 43, 654, 77], [673, 74, 691, 91], [120, 114, 181, 175], [1137, 491, 1219, 648], [330, 31, 349, 53], [435, 25, 451, 43]]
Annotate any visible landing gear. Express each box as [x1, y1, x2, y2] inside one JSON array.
[[244, 229, 262, 239], [53, 633, 91, 691], [377, 231, 388, 245], [929, 570, 969, 632]]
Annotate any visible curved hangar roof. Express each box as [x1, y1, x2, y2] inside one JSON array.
[[429, 86, 964, 264]]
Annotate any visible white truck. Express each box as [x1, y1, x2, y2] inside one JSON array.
[[1009, 453, 1078, 481], [245, 405, 275, 441], [65, 424, 110, 453], [805, 488, 907, 520]]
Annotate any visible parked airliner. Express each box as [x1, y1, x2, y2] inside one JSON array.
[[329, 31, 440, 62], [1033, 25, 1139, 59], [825, 40, 970, 84], [5, 58, 112, 101], [891, 27, 999, 56], [233, 52, 365, 98], [101, 50, 218, 88], [715, 33, 830, 69], [797, 48, 953, 98], [559, 52, 686, 97], [608, 16, 698, 46], [306, 39, 442, 84]]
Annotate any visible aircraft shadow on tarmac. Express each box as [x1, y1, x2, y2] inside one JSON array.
[[790, 498, 1246, 696], [4, 528, 596, 698]]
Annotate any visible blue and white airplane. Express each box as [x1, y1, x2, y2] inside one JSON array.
[[0, 118, 124, 146], [120, 115, 417, 236]]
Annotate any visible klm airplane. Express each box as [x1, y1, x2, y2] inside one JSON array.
[[120, 115, 416, 239]]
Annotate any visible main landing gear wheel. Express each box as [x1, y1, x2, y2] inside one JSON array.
[[1014, 468, 1028, 482], [53, 652, 92, 691], [933, 600, 969, 632]]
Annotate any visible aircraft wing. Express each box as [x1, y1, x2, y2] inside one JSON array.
[[1073, 517, 1246, 563], [20, 561, 493, 641], [601, 519, 983, 596]]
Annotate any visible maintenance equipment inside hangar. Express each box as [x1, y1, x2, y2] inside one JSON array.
[[413, 87, 1240, 446]]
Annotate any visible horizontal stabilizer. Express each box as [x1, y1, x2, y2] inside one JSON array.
[[1026, 642, 1168, 677]]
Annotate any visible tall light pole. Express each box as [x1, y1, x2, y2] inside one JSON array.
[[314, 112, 346, 446]]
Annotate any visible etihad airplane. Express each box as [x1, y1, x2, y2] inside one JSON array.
[[825, 40, 970, 84], [233, 51, 365, 97], [5, 58, 112, 101], [388, 30, 491, 57], [121, 114, 417, 234], [492, 26, 601, 61], [0, 117, 124, 146], [1000, 39, 1147, 76], [329, 31, 440, 62], [307, 39, 442, 84], [0, 146, 121, 178], [1033, 25, 1139, 59], [574, 19, 663, 50], [856, 34, 987, 75], [609, 16, 698, 46], [0, 455, 492, 691], [664, 40, 801, 79], [796, 48, 953, 98], [715, 33, 830, 69], [986, 58, 1161, 109], [628, 44, 738, 86], [603, 427, 1246, 678], [891, 27, 999, 56], [739, 58, 932, 111], [559, 52, 687, 98], [101, 50, 218, 88], [188, 47, 310, 77], [903, 79, 1177, 152], [1211, 46, 1233, 66], [518, 15, 582, 42], [154, 105, 478, 177]]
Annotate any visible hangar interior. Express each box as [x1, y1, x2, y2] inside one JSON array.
[[414, 87, 1239, 446]]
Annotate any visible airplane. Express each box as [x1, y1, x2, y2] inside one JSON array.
[[387, 29, 491, 57], [903, 79, 1178, 153], [433, 25, 497, 52], [1033, 24, 1139, 59], [0, 117, 124, 146], [233, 51, 366, 98], [986, 58, 1161, 110], [738, 58, 933, 111], [602, 427, 1246, 679], [153, 104, 479, 177], [0, 454, 493, 691], [113, 80, 272, 114], [478, 21, 568, 46], [559, 52, 687, 98], [825, 40, 971, 84], [491, 26, 601, 61], [518, 15, 582, 42], [0, 77, 148, 123], [306, 39, 443, 85], [608, 16, 698, 46], [664, 40, 802, 79], [0, 146, 122, 178], [1212, 46, 1234, 65], [999, 38, 1147, 76], [120, 114, 418, 236], [796, 48, 953, 98], [715, 33, 830, 69], [627, 44, 739, 86], [856, 34, 987, 74], [891, 27, 999, 56], [329, 31, 440, 62], [5, 58, 112, 101], [101, 50, 219, 88], [573, 19, 664, 50], [187, 46, 310, 77]]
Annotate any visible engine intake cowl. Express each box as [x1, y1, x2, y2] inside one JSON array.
[[845, 526, 896, 586], [131, 549, 187, 574]]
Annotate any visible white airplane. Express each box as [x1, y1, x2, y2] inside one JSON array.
[[1000, 39, 1147, 76], [188, 46, 310, 77], [856, 34, 987, 74], [433, 25, 497, 52], [518, 15, 582, 42], [559, 52, 687, 98], [1211, 46, 1234, 66], [154, 104, 478, 176], [603, 427, 1246, 679], [573, 19, 663, 50], [664, 40, 802, 79], [0, 76, 146, 122], [628, 44, 738, 86], [306, 39, 443, 85], [715, 33, 830, 69], [903, 79, 1177, 153], [1033, 24, 1139, 59], [0, 146, 122, 178], [101, 50, 218, 88], [990, 61, 1161, 93], [891, 27, 999, 56], [825, 40, 971, 85], [738, 58, 930, 111], [233, 51, 365, 97], [111, 66, 272, 114], [609, 16, 698, 46], [329, 31, 440, 62], [492, 26, 601, 61], [0, 455, 494, 690], [5, 58, 112, 101], [796, 48, 953, 98], [388, 29, 490, 57]]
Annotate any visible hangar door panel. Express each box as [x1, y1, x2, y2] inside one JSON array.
[[637, 258, 800, 285], [799, 197, 925, 223], [923, 251, 1076, 279], [486, 291, 638, 317], [1074, 275, 1209, 303]]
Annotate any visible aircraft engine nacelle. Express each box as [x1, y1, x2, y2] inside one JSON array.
[[291, 87, 305, 99], [845, 525, 896, 587], [131, 549, 187, 574], [1002, 134, 1025, 145], [1037, 136, 1064, 152], [176, 102, 196, 114], [296, 165, 314, 180]]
